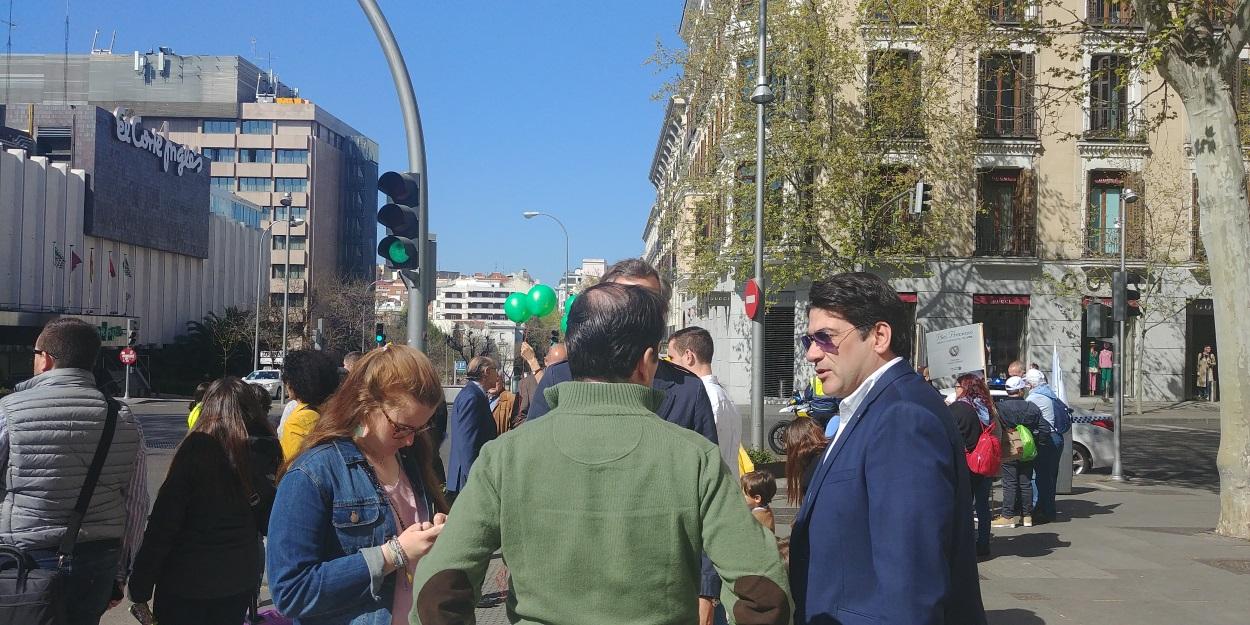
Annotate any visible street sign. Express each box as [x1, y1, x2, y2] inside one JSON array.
[[119, 347, 137, 365], [744, 279, 762, 320], [454, 360, 467, 373]]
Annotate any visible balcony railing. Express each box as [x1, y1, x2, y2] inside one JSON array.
[[1086, 104, 1131, 138], [1085, 226, 1145, 258], [988, 1, 1025, 23], [975, 212, 1036, 257], [977, 104, 1037, 138], [1086, 0, 1142, 27]]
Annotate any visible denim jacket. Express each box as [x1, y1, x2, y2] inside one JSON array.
[[266, 439, 433, 625]]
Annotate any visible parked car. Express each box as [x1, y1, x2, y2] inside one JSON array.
[[244, 369, 282, 397], [1070, 407, 1114, 474], [939, 388, 1114, 474]]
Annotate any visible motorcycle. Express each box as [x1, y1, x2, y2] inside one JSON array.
[[769, 386, 839, 455]]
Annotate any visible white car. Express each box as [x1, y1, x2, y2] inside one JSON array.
[[939, 388, 1113, 474], [244, 369, 283, 397]]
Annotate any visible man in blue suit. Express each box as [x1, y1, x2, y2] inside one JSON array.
[[790, 272, 985, 625], [446, 355, 499, 502]]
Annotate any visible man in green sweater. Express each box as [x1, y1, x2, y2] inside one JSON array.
[[412, 282, 790, 625]]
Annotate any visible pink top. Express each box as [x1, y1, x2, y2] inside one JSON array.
[[1099, 349, 1113, 369], [383, 471, 428, 625]]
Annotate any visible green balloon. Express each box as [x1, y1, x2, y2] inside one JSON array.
[[526, 284, 558, 317], [504, 293, 531, 323], [564, 294, 576, 312]]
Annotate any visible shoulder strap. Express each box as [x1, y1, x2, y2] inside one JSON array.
[[57, 397, 120, 558]]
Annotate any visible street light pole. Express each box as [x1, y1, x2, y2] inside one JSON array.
[[253, 220, 278, 374], [280, 193, 294, 403], [1113, 190, 1137, 481], [522, 211, 570, 299], [748, 0, 775, 450]]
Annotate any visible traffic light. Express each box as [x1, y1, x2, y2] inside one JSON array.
[[1112, 271, 1127, 321], [375, 322, 386, 346], [377, 171, 421, 270], [1086, 302, 1113, 338], [910, 180, 933, 214], [550, 330, 559, 345], [126, 318, 139, 347]]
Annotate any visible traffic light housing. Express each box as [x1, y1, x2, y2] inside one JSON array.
[[126, 318, 139, 347], [1111, 272, 1142, 322], [375, 322, 386, 346], [1086, 302, 1113, 338], [377, 171, 421, 270], [910, 180, 933, 214]]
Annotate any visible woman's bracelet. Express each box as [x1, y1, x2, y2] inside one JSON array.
[[387, 538, 409, 570]]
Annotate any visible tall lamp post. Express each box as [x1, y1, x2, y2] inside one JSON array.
[[252, 214, 305, 373], [522, 211, 570, 299], [279, 192, 295, 403], [748, 0, 775, 449], [1112, 188, 1138, 481]]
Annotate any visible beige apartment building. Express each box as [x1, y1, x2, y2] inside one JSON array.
[[646, 0, 1221, 403]]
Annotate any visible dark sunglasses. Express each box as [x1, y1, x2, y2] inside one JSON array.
[[379, 406, 434, 440], [799, 325, 868, 354]]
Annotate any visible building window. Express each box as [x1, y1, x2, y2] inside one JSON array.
[[1086, 170, 1144, 258], [203, 147, 235, 162], [239, 148, 273, 163], [271, 235, 287, 250], [242, 120, 274, 135], [445, 302, 463, 309], [288, 235, 307, 251], [866, 49, 923, 137], [973, 295, 1031, 379], [1192, 173, 1205, 261], [270, 293, 306, 307], [978, 53, 1035, 138], [276, 149, 309, 164], [988, 0, 1024, 23], [238, 177, 272, 192], [1089, 55, 1130, 137], [275, 177, 308, 193], [976, 168, 1037, 257], [203, 119, 236, 134], [444, 313, 462, 320], [273, 205, 287, 221], [1086, 0, 1139, 27], [211, 177, 234, 190], [290, 206, 307, 220]]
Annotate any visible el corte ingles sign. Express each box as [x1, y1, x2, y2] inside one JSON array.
[[112, 108, 204, 176]]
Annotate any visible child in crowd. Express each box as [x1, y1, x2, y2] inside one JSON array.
[[741, 470, 777, 533]]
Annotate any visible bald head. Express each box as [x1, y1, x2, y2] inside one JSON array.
[[545, 343, 567, 368]]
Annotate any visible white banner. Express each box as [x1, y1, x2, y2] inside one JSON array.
[[925, 323, 986, 380]]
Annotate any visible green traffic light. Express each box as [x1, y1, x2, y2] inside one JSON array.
[[387, 240, 410, 263]]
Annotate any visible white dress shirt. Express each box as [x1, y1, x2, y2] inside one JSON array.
[[700, 374, 743, 476], [824, 356, 904, 462]]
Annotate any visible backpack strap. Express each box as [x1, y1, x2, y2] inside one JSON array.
[[57, 397, 120, 563]]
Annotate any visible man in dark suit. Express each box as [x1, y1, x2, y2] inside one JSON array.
[[790, 272, 985, 625], [446, 356, 499, 501], [525, 259, 717, 443]]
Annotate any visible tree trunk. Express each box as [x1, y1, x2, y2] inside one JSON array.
[[1165, 60, 1250, 539]]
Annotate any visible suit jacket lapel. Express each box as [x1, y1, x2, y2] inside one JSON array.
[[796, 360, 913, 525]]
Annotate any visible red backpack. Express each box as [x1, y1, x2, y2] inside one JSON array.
[[965, 418, 1002, 477]]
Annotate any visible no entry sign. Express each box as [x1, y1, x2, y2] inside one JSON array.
[[119, 347, 137, 366], [744, 279, 762, 321]]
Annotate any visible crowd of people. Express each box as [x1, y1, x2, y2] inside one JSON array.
[[1, 260, 1053, 625]]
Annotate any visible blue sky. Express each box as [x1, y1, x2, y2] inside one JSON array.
[[15, 1, 683, 286]]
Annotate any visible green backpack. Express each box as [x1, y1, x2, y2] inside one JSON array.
[[1002, 423, 1037, 462]]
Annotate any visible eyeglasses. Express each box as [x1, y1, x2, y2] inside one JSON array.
[[379, 406, 434, 440], [32, 348, 51, 358], [799, 325, 868, 354]]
